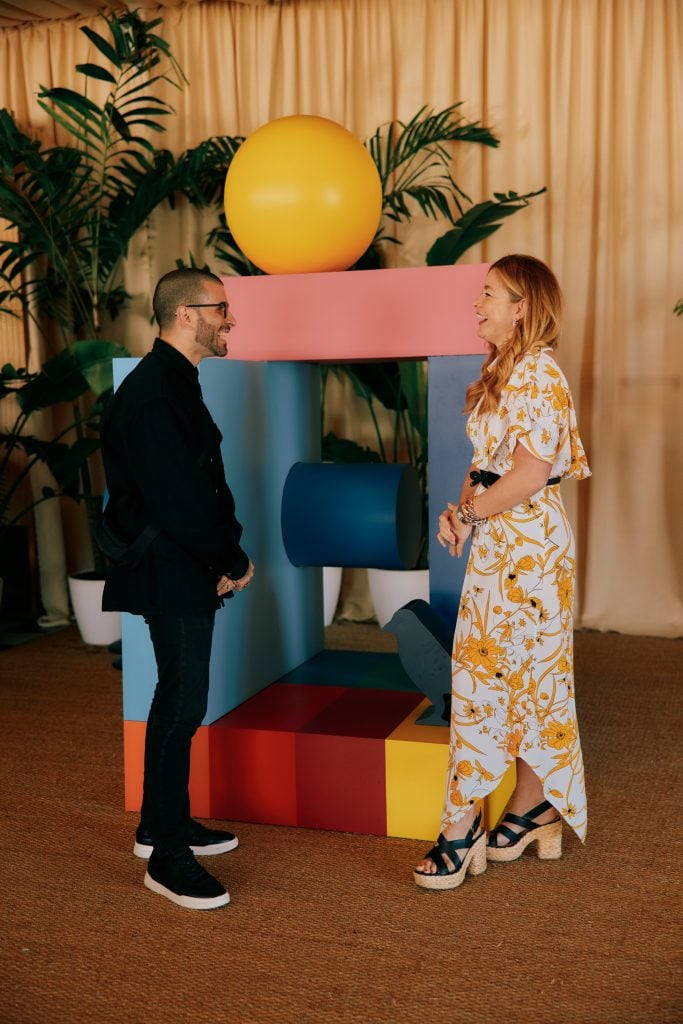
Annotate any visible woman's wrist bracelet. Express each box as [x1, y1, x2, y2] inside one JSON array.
[[456, 497, 487, 525]]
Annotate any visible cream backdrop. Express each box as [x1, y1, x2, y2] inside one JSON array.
[[0, 0, 681, 636]]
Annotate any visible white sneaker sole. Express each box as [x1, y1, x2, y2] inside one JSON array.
[[134, 836, 239, 859], [143, 872, 230, 910]]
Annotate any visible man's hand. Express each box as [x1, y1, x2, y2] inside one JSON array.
[[231, 560, 255, 591], [216, 575, 234, 597]]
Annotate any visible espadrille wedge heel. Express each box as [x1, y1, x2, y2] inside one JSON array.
[[414, 812, 487, 891], [486, 800, 562, 864]]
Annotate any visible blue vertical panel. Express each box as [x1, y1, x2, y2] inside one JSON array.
[[427, 355, 483, 631], [117, 357, 324, 724]]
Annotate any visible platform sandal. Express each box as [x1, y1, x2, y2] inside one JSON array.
[[486, 799, 562, 863], [413, 811, 487, 891]]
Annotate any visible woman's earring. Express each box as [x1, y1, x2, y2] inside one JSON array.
[[512, 316, 518, 327]]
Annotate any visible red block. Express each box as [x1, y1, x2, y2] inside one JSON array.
[[301, 687, 422, 738], [296, 688, 423, 834], [124, 684, 426, 836], [208, 684, 344, 825], [296, 733, 388, 834]]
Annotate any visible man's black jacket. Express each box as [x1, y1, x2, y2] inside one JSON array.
[[101, 338, 249, 615]]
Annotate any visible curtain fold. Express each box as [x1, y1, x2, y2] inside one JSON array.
[[1, 0, 681, 635]]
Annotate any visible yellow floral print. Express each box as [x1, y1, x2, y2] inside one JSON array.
[[541, 720, 577, 750], [441, 350, 589, 842], [516, 555, 536, 572], [462, 634, 505, 673]]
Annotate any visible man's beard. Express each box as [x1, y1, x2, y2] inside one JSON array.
[[196, 316, 226, 357]]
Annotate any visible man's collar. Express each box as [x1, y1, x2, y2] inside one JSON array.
[[152, 337, 200, 384]]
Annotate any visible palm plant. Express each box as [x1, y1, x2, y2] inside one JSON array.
[[365, 103, 545, 266], [0, 9, 188, 571], [1, 342, 126, 539]]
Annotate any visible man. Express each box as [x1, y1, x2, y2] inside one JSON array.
[[101, 268, 254, 910]]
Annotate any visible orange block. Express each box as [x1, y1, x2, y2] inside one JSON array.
[[122, 720, 212, 818]]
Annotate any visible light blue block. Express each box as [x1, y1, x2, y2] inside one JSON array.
[[427, 355, 483, 629], [115, 357, 324, 724]]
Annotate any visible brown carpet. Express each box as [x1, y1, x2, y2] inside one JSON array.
[[0, 623, 681, 1024]]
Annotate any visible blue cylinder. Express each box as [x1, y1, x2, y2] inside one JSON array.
[[281, 462, 422, 569]]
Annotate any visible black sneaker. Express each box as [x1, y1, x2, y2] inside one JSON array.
[[134, 819, 239, 859], [144, 849, 230, 910]]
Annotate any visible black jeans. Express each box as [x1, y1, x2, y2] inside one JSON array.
[[140, 610, 216, 855]]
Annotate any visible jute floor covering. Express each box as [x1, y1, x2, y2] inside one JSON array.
[[0, 623, 681, 1024]]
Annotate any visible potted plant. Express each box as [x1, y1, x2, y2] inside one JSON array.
[[0, 9, 197, 641], [1, 344, 126, 641]]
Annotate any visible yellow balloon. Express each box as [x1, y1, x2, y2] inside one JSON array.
[[224, 115, 383, 274]]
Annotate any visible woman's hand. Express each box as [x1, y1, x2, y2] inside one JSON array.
[[447, 503, 473, 557], [437, 505, 472, 558]]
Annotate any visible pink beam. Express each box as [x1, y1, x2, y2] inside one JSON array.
[[221, 264, 488, 362]]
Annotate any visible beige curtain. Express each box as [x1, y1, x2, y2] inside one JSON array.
[[1, 0, 681, 636]]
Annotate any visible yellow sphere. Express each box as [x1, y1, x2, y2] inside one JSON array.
[[224, 115, 382, 275]]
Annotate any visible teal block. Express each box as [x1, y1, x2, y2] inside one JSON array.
[[276, 650, 417, 692]]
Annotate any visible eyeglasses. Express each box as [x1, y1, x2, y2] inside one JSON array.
[[184, 302, 228, 318]]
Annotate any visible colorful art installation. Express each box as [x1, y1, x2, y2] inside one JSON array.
[[119, 262, 515, 840]]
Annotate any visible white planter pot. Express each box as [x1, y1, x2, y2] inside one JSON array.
[[68, 572, 121, 646], [367, 567, 430, 629], [323, 565, 343, 626]]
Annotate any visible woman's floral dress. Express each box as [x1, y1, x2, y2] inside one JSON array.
[[442, 349, 591, 841]]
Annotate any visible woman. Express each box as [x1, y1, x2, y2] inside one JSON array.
[[414, 254, 590, 891]]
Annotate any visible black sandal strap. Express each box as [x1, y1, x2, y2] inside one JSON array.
[[523, 800, 554, 820], [488, 800, 557, 848], [422, 845, 450, 874], [488, 823, 519, 848], [417, 812, 483, 876], [499, 810, 540, 831]]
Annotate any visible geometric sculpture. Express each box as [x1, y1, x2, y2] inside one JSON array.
[[281, 462, 422, 569], [119, 263, 496, 839]]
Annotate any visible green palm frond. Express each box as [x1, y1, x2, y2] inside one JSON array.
[[366, 104, 499, 226], [176, 135, 245, 206], [0, 9, 187, 338], [0, 9, 188, 559], [426, 188, 547, 265], [207, 213, 265, 277]]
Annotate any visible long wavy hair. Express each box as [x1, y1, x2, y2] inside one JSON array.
[[464, 254, 564, 414]]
